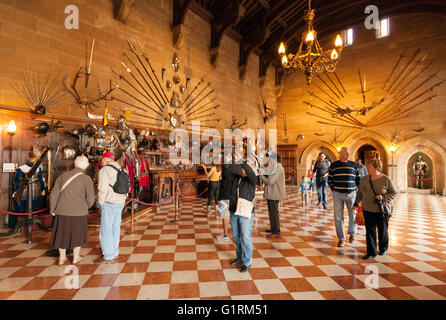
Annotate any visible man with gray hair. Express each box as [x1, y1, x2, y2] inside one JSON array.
[[328, 147, 360, 247]]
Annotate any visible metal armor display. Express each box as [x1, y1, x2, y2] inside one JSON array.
[[412, 155, 429, 189]]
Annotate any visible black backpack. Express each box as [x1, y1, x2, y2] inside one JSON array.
[[106, 165, 131, 194]]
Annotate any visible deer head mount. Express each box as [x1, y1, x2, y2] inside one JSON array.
[[230, 112, 248, 130], [259, 89, 279, 123]]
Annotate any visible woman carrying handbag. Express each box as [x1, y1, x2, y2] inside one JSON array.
[[352, 158, 398, 260]]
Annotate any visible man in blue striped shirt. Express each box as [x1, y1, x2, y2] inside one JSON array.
[[328, 147, 360, 247]]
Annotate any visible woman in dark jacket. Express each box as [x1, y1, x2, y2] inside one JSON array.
[[352, 158, 398, 260]]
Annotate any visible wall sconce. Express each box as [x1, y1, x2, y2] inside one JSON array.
[[296, 134, 305, 142], [336, 146, 342, 152], [7, 120, 17, 136], [389, 145, 397, 153]]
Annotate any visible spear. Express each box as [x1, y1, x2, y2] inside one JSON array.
[[324, 72, 343, 98], [316, 74, 340, 99], [316, 120, 362, 129], [186, 99, 217, 116], [109, 98, 162, 121], [393, 60, 434, 99], [185, 89, 215, 114], [183, 79, 204, 104], [136, 39, 169, 103], [371, 96, 434, 126], [127, 40, 168, 105], [191, 118, 221, 123], [120, 60, 161, 111], [112, 67, 153, 106], [397, 71, 438, 105], [383, 51, 405, 90], [313, 82, 338, 102], [195, 105, 220, 116], [389, 54, 428, 95], [123, 52, 165, 111], [396, 95, 437, 116], [308, 91, 337, 109], [184, 82, 212, 112], [111, 81, 164, 117], [358, 69, 366, 104], [387, 48, 421, 92], [333, 72, 347, 94], [188, 112, 216, 121], [404, 80, 444, 105]]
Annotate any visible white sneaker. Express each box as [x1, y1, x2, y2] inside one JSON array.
[[215, 234, 231, 242]]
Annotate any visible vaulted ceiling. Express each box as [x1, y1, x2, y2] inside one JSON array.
[[115, 0, 446, 81]]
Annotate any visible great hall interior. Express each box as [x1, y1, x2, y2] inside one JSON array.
[[0, 0, 445, 302]]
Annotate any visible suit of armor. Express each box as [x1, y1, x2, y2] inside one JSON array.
[[413, 155, 429, 189]]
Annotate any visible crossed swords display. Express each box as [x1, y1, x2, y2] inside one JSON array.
[[63, 38, 221, 129], [305, 48, 444, 129], [111, 40, 220, 129]]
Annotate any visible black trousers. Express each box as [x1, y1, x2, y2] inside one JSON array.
[[363, 210, 389, 256], [267, 200, 280, 234], [207, 181, 220, 206]]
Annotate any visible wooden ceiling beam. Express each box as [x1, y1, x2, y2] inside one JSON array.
[[209, 0, 244, 67], [113, 0, 137, 23], [172, 0, 194, 48]]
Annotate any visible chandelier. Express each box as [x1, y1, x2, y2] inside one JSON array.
[[278, 0, 343, 85]]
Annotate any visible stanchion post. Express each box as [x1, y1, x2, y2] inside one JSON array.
[[26, 183, 33, 244], [170, 182, 180, 223], [127, 199, 135, 234]]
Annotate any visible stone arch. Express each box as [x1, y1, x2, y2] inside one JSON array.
[[344, 131, 389, 175], [393, 136, 446, 194], [299, 141, 339, 177]]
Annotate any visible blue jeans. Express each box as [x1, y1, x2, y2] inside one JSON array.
[[332, 191, 357, 240], [316, 177, 328, 206], [230, 208, 255, 267], [100, 202, 125, 260]]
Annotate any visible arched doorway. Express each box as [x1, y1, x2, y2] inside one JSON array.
[[299, 141, 339, 181], [394, 137, 446, 194], [356, 144, 379, 165]]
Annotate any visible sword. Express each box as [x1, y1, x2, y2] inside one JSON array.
[[123, 52, 165, 112], [128, 40, 168, 105], [111, 81, 164, 117], [383, 51, 405, 90], [136, 39, 169, 103]]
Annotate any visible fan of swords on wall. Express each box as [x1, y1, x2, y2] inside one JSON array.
[[12, 38, 221, 132], [110, 40, 220, 130], [304, 48, 445, 130]]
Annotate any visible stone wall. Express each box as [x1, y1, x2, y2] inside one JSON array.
[[0, 0, 278, 213], [277, 13, 446, 194]]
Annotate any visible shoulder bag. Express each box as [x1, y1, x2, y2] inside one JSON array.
[[234, 183, 254, 220], [369, 176, 393, 218]]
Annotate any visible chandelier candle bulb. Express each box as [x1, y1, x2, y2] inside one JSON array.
[[278, 42, 286, 55], [306, 31, 315, 42], [335, 34, 343, 47]]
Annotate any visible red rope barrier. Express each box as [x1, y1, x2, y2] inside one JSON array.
[[179, 188, 208, 199], [0, 207, 49, 216], [408, 176, 433, 181], [133, 193, 178, 206]]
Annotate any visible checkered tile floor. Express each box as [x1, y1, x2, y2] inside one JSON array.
[[0, 189, 445, 300]]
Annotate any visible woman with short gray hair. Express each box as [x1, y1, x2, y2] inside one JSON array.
[[50, 156, 96, 265]]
